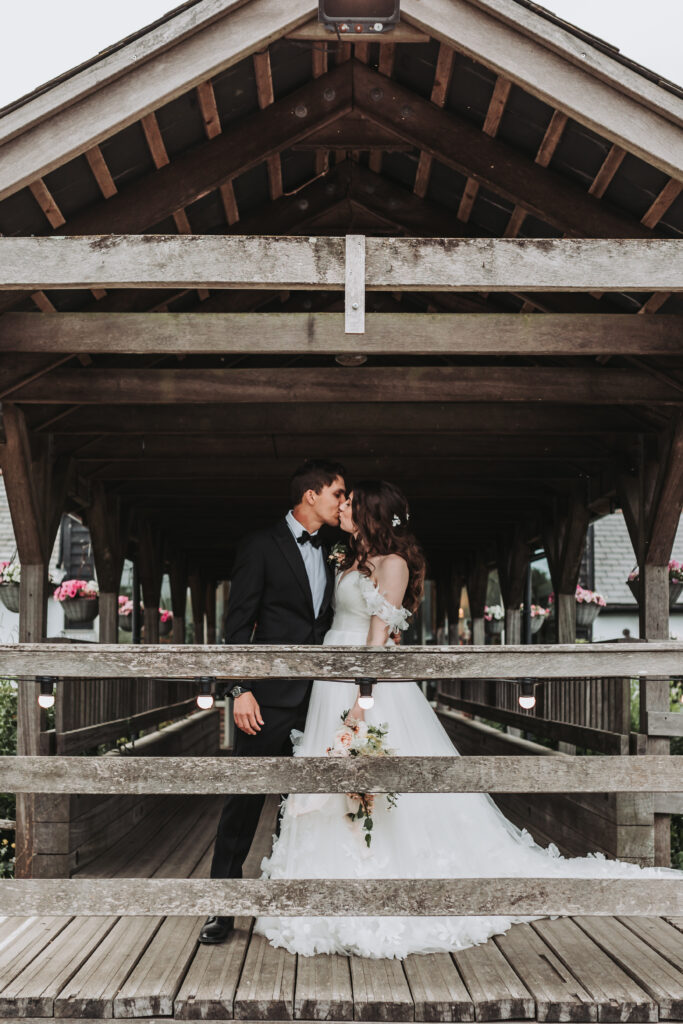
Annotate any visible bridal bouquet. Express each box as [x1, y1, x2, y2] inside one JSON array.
[[326, 712, 398, 847]]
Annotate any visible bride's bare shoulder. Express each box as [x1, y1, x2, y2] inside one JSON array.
[[373, 553, 409, 585]]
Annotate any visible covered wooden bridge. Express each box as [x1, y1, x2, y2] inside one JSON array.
[[0, 0, 682, 1019]]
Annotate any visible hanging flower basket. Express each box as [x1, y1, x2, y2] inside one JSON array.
[[54, 580, 99, 623], [62, 597, 99, 623], [119, 613, 133, 632], [627, 561, 683, 608], [159, 611, 173, 636], [0, 584, 20, 613], [484, 604, 504, 634], [575, 602, 600, 627]]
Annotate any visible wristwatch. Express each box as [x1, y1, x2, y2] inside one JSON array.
[[229, 685, 250, 700]]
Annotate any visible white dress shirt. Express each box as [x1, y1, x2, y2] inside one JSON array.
[[286, 510, 326, 618]]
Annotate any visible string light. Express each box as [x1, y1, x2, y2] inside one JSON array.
[[358, 678, 375, 710], [518, 680, 536, 710], [196, 677, 215, 711], [37, 676, 56, 709]]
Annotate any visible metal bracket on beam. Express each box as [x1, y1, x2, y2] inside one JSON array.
[[345, 234, 365, 335]]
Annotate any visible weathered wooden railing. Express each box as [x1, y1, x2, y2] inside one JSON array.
[[1, 642, 681, 917], [438, 676, 634, 754]]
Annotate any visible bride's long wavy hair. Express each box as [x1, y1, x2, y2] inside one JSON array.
[[340, 480, 426, 613]]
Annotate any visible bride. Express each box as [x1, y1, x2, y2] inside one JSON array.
[[254, 479, 679, 959]]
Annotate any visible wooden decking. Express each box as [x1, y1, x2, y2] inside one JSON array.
[[1, 795, 682, 1022]]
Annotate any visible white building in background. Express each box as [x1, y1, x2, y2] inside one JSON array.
[[0, 475, 99, 643], [592, 511, 683, 641]]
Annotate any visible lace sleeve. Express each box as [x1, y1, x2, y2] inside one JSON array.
[[358, 573, 411, 632]]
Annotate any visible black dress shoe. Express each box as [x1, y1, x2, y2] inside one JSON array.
[[199, 915, 235, 944]]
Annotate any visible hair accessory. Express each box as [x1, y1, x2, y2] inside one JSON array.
[[392, 514, 401, 527]]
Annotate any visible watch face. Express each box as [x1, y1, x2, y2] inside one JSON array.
[[231, 686, 245, 698]]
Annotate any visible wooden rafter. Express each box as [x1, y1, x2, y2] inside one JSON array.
[[28, 179, 65, 229], [0, 65, 353, 316], [588, 145, 626, 199], [641, 179, 683, 229], [354, 64, 658, 240], [84, 145, 117, 199], [196, 80, 222, 139], [0, 0, 318, 203], [535, 111, 568, 168], [412, 43, 454, 198]]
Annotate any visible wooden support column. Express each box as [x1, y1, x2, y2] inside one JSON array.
[[543, 496, 590, 644], [169, 555, 188, 645], [137, 518, 163, 644], [87, 484, 128, 644], [447, 567, 465, 644], [467, 559, 489, 645], [498, 533, 530, 645], [189, 570, 206, 644], [205, 579, 217, 645], [0, 404, 70, 877], [619, 416, 683, 865]]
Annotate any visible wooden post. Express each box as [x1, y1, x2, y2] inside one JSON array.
[[543, 496, 590, 644], [447, 567, 465, 644], [137, 518, 163, 645], [169, 556, 188, 645], [467, 559, 489, 646], [87, 484, 128, 644], [205, 578, 217, 645], [619, 417, 683, 866], [189, 570, 206, 644], [498, 533, 530, 646], [0, 404, 70, 877]]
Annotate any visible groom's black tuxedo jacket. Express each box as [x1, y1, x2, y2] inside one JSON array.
[[223, 518, 335, 707]]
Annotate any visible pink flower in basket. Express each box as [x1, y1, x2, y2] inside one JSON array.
[[53, 579, 99, 602], [159, 609, 174, 623]]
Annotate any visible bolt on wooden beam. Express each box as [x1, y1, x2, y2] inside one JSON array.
[[345, 234, 365, 334]]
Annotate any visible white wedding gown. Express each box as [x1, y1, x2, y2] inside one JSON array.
[[254, 570, 679, 959]]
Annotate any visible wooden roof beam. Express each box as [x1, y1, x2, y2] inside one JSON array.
[[353, 63, 662, 240], [401, 0, 683, 180], [0, 64, 353, 316], [10, 366, 683, 406], [2, 235, 679, 292], [35, 402, 654, 436], [4, 312, 681, 357], [0, 0, 319, 203]]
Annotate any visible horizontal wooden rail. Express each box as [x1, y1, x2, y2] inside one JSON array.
[[1, 877, 679, 917], [0, 237, 681, 291], [1, 755, 680, 794], [55, 697, 197, 755], [0, 819, 15, 830], [644, 710, 683, 737], [0, 642, 680, 679], [436, 693, 631, 753]]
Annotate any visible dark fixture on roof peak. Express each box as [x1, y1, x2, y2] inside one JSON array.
[[318, 0, 400, 34]]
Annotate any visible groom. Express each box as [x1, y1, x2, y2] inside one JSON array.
[[199, 459, 347, 944]]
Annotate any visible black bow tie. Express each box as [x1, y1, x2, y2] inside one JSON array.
[[297, 530, 322, 549]]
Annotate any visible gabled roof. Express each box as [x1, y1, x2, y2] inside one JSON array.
[[0, 0, 681, 567]]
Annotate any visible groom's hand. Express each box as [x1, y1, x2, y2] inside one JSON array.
[[234, 692, 264, 735]]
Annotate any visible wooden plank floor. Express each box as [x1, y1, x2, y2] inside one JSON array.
[[0, 794, 682, 1021]]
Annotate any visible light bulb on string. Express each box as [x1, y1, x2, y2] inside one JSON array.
[[37, 676, 56, 709], [358, 678, 375, 710], [518, 680, 536, 711], [196, 677, 215, 711]]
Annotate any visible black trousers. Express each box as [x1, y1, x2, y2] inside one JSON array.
[[209, 699, 309, 879]]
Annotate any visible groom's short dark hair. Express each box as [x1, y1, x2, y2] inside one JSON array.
[[291, 459, 346, 506]]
